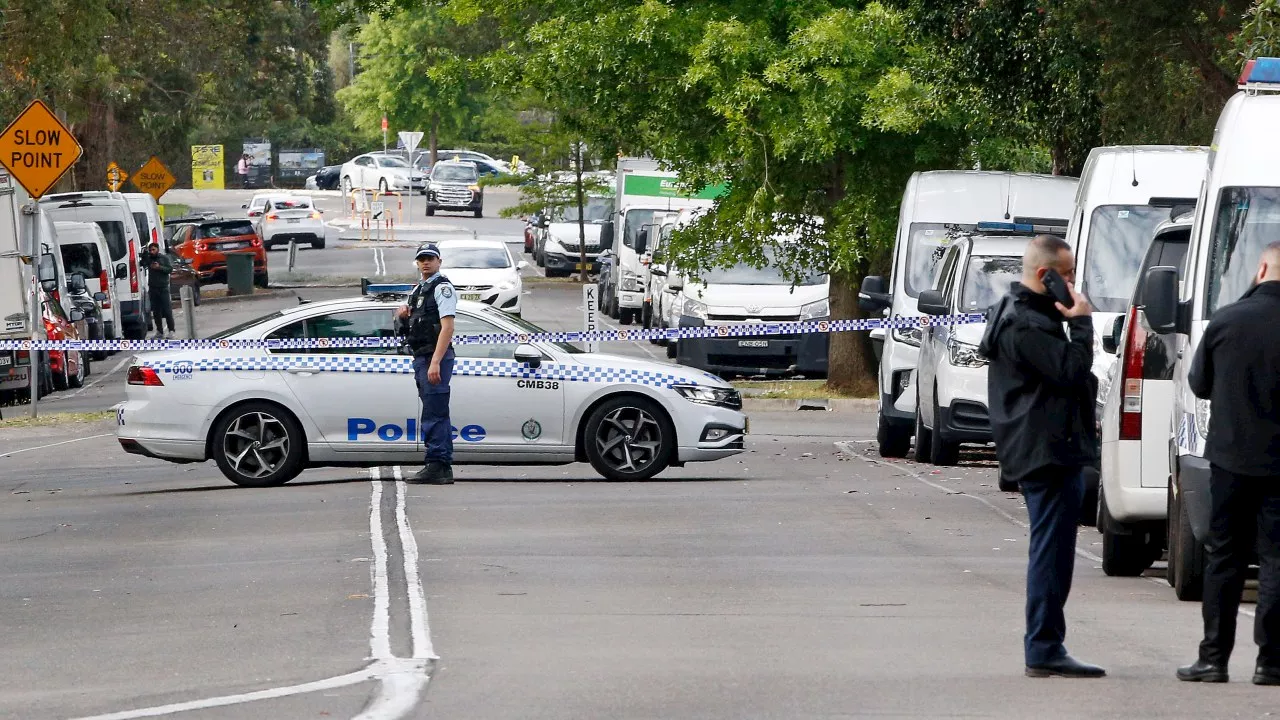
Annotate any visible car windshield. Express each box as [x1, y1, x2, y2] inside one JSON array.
[[210, 311, 284, 339], [432, 165, 477, 183], [203, 221, 256, 238], [701, 250, 826, 286], [476, 305, 583, 353], [903, 223, 978, 297], [442, 248, 511, 269], [961, 255, 1023, 311], [553, 197, 614, 223], [377, 156, 410, 168], [1206, 187, 1280, 316], [1080, 205, 1171, 313]]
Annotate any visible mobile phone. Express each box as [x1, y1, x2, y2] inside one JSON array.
[[1042, 269, 1075, 309]]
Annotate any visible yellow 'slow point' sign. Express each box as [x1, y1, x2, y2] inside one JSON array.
[[106, 161, 128, 192], [0, 99, 82, 198], [132, 155, 175, 202]]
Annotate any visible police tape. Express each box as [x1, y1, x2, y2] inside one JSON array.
[[0, 312, 984, 352]]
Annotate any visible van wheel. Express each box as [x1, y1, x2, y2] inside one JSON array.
[[211, 402, 305, 487], [1100, 491, 1158, 577], [619, 308, 635, 326], [583, 396, 674, 481], [913, 403, 933, 462], [666, 339, 677, 359], [876, 412, 910, 458], [928, 392, 959, 465], [1170, 487, 1205, 601]]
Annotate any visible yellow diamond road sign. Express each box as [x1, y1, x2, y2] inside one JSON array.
[[106, 161, 128, 192], [0, 99, 82, 198], [132, 155, 175, 202]]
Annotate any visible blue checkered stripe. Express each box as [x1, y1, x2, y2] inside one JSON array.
[[0, 313, 985, 352], [144, 355, 704, 388]]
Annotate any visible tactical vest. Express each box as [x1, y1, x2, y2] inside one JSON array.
[[404, 274, 451, 356]]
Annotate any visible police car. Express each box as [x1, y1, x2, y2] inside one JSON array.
[[114, 284, 748, 486]]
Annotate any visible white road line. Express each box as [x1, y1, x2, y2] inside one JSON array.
[[392, 466, 436, 659], [0, 434, 112, 459], [373, 247, 387, 276], [836, 443, 1259, 618], [67, 468, 435, 720]]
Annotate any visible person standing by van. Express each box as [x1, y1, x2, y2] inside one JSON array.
[[143, 242, 175, 339], [979, 235, 1105, 679], [1177, 243, 1280, 686]]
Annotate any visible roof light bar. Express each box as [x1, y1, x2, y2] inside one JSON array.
[[361, 277, 416, 296], [1239, 57, 1280, 88], [975, 220, 1069, 237]]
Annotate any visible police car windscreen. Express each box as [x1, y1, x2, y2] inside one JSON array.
[[442, 248, 511, 269], [203, 221, 255, 238], [904, 223, 978, 298], [1206, 187, 1280, 317], [1080, 205, 1170, 313], [961, 256, 1022, 312]]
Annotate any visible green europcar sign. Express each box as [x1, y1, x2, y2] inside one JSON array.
[[623, 174, 726, 200]]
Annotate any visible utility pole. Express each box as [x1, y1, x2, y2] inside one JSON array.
[[574, 140, 587, 284]]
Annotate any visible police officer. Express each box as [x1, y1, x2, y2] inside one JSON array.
[[396, 242, 457, 484], [1178, 242, 1280, 685]]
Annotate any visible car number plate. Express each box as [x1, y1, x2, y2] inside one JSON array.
[[220, 241, 248, 250], [287, 218, 301, 224], [738, 339, 769, 348], [460, 292, 482, 301], [0, 354, 11, 368]]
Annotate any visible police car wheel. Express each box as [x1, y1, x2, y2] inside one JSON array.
[[584, 396, 675, 481], [211, 402, 305, 487]]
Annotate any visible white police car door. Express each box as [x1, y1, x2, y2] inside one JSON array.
[[448, 311, 566, 456], [268, 307, 420, 460]]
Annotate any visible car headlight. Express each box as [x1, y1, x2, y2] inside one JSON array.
[[544, 238, 565, 254], [800, 298, 829, 321], [892, 326, 922, 347], [682, 296, 708, 319], [947, 337, 986, 368], [673, 384, 742, 409], [621, 273, 643, 291], [1195, 398, 1211, 440], [468, 184, 480, 192]]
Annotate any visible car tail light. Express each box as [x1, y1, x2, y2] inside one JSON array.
[[129, 242, 139, 293], [309, 211, 320, 219], [1120, 305, 1145, 440], [98, 270, 112, 308], [15, 349, 29, 366], [266, 214, 279, 221], [250, 236, 262, 247], [127, 365, 164, 386], [194, 242, 207, 252]]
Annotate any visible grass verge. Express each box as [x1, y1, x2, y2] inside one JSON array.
[[0, 410, 114, 429], [730, 379, 871, 400], [161, 203, 191, 219]]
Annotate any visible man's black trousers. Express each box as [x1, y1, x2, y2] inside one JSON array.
[[1021, 465, 1085, 666], [149, 286, 174, 334], [1199, 465, 1280, 667]]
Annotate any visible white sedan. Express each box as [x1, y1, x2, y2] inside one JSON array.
[[439, 238, 527, 315], [340, 153, 425, 195], [115, 291, 748, 487], [257, 195, 326, 250]]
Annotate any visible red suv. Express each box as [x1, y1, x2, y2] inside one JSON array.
[[169, 219, 269, 288]]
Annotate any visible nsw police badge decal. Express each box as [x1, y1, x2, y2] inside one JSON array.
[[521, 418, 542, 441]]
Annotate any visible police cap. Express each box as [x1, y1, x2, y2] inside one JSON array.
[[415, 242, 441, 260]]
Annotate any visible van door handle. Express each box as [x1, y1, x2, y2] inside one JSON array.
[[286, 366, 319, 375]]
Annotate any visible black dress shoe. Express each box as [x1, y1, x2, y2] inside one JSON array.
[[1254, 665, 1280, 686], [408, 462, 454, 485], [1026, 655, 1106, 678], [1177, 659, 1228, 683]]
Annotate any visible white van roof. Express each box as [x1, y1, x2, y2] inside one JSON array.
[[53, 220, 107, 243], [905, 171, 1078, 225], [1208, 93, 1280, 187], [1075, 146, 1208, 207]]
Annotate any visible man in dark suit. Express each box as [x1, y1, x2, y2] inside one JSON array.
[[1178, 242, 1280, 685]]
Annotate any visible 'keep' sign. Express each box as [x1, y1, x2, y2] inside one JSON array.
[[0, 99, 82, 199]]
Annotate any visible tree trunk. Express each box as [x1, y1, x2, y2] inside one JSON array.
[[827, 266, 879, 396], [428, 113, 439, 166]]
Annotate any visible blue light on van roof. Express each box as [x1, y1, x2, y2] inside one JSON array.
[[1239, 57, 1280, 87], [976, 221, 1033, 233]]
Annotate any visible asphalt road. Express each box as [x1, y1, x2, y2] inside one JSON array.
[[1, 409, 1273, 719]]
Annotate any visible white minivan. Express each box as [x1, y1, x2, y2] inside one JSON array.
[[55, 221, 120, 341], [124, 192, 165, 249], [858, 171, 1078, 458], [1140, 57, 1280, 601], [40, 192, 149, 339]]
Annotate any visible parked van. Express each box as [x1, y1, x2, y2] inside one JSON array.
[[858, 171, 1078, 458], [55, 220, 121, 341], [1066, 146, 1208, 384], [1140, 57, 1280, 600], [123, 192, 165, 249], [40, 191, 149, 339]]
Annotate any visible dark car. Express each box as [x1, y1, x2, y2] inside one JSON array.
[[426, 161, 483, 218], [313, 165, 341, 191]]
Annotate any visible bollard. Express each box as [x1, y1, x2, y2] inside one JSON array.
[[180, 285, 196, 339], [288, 239, 298, 272]]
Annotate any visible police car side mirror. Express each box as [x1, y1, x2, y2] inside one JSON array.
[[1141, 266, 1179, 335], [514, 343, 542, 369]]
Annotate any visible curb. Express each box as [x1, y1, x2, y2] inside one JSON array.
[[742, 397, 876, 413]]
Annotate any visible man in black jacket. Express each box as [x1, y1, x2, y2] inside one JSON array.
[[980, 234, 1104, 679], [1178, 242, 1280, 686]]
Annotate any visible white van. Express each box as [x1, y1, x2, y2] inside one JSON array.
[[859, 171, 1078, 457], [1066, 146, 1208, 384], [55, 220, 121, 340], [124, 192, 165, 249], [40, 191, 149, 339], [1140, 57, 1280, 601]]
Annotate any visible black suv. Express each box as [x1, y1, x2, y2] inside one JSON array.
[[427, 161, 483, 218]]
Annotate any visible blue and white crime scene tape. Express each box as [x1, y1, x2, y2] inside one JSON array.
[[0, 313, 984, 353]]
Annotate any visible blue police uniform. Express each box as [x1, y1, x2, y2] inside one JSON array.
[[403, 242, 457, 482]]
